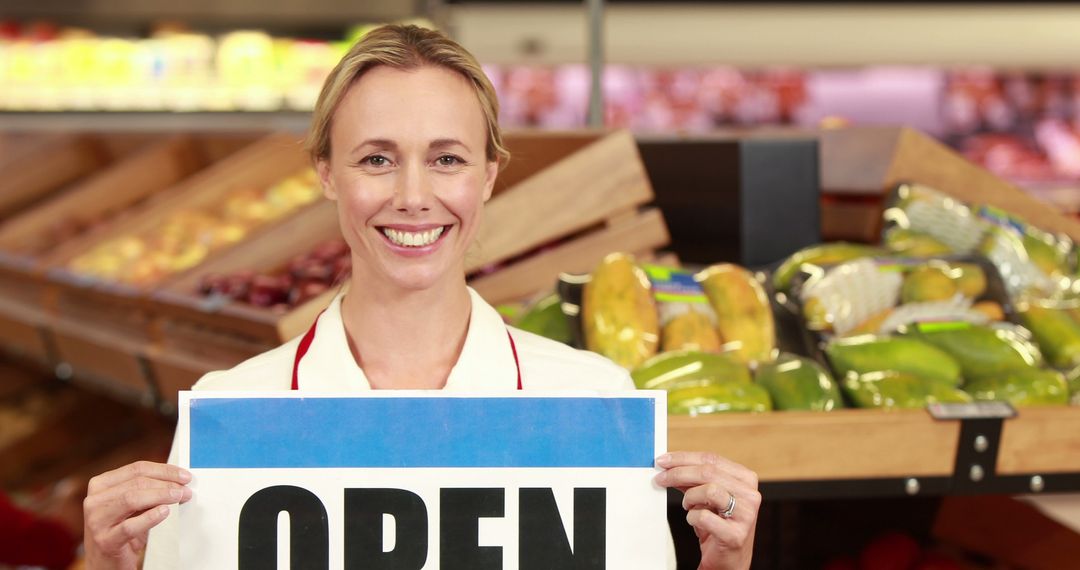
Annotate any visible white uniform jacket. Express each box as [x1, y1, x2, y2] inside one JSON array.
[[144, 287, 678, 569]]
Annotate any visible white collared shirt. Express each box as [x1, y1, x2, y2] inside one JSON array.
[[144, 287, 678, 569]]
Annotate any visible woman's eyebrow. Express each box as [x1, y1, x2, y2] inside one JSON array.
[[430, 139, 471, 153], [350, 138, 397, 154]]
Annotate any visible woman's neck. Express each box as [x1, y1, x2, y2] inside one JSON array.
[[339, 271, 472, 390]]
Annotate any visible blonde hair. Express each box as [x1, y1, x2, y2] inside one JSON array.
[[305, 24, 509, 167]]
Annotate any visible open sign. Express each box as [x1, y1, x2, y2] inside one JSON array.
[[179, 393, 667, 569]]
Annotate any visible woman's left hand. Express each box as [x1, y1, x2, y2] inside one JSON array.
[[655, 451, 761, 570]]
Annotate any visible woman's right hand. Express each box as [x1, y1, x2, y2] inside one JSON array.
[[83, 461, 192, 569]]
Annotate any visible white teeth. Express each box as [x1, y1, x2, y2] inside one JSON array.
[[382, 226, 445, 247]]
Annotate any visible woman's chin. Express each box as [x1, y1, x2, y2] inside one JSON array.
[[382, 266, 454, 292]]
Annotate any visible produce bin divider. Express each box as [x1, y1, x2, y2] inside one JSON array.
[[950, 416, 1007, 495]]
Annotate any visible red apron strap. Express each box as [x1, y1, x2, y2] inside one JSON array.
[[507, 329, 523, 390], [291, 312, 323, 390], [292, 312, 523, 391]]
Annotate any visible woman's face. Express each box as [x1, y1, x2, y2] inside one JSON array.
[[318, 65, 498, 293]]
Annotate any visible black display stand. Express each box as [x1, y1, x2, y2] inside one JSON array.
[[637, 134, 820, 267]]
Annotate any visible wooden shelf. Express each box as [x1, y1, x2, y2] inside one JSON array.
[[669, 406, 1080, 499], [669, 409, 959, 482]]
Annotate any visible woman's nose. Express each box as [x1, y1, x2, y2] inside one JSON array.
[[392, 163, 433, 213]]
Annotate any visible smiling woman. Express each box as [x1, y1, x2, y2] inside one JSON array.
[[80, 24, 760, 570]]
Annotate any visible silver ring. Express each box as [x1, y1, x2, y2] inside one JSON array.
[[720, 492, 736, 519]]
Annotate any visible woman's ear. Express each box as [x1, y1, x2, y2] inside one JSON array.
[[482, 159, 499, 202], [317, 159, 337, 201]]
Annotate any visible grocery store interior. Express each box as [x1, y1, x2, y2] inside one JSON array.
[[2, 1, 1080, 568]]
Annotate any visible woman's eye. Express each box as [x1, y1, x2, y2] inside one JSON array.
[[362, 155, 389, 167], [436, 155, 462, 166]]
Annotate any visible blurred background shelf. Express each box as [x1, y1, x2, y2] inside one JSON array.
[[0, 111, 313, 132]]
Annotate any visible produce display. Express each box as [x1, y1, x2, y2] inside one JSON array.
[[882, 183, 1078, 303], [67, 169, 320, 286], [797, 257, 1003, 338], [877, 182, 1080, 405], [776, 240, 1073, 408], [505, 223, 1080, 412], [198, 239, 350, 311], [577, 255, 783, 414]]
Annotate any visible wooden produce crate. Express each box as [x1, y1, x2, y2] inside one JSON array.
[[669, 410, 960, 484], [997, 407, 1080, 477], [0, 133, 259, 262], [468, 130, 670, 304], [0, 132, 159, 219], [148, 201, 344, 405], [37, 133, 314, 402], [669, 406, 1080, 499], [0, 133, 245, 364], [0, 135, 257, 332], [0, 134, 258, 366], [818, 126, 1080, 243]]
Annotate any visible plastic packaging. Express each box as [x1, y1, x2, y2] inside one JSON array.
[[794, 257, 1002, 338], [883, 182, 1079, 304], [641, 264, 722, 353]]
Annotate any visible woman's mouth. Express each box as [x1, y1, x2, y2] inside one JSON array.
[[379, 225, 451, 248]]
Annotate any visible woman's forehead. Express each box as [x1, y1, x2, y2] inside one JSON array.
[[331, 65, 487, 149]]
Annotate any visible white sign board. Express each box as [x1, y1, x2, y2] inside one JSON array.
[[179, 391, 667, 569]]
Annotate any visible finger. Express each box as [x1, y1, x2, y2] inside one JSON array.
[[681, 483, 735, 513], [655, 463, 743, 492], [89, 461, 191, 495], [97, 505, 171, 554], [686, 508, 751, 549], [86, 480, 191, 529], [657, 452, 757, 487]]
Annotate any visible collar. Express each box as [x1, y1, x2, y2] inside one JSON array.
[[295, 287, 519, 391]]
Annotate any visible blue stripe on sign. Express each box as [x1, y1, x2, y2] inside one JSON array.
[[189, 397, 655, 469]]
